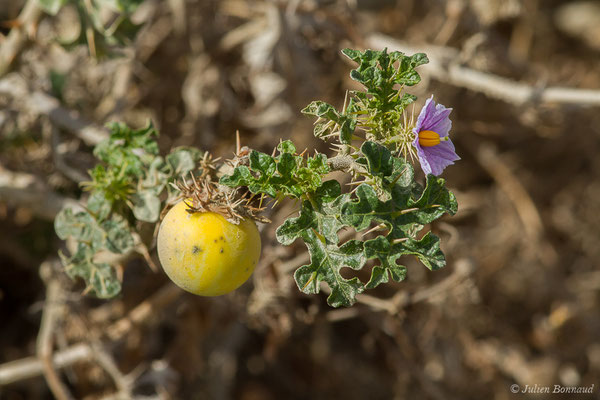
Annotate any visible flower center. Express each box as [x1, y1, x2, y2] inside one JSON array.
[[418, 130, 441, 147]]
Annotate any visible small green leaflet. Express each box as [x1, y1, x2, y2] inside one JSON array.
[[301, 101, 358, 144], [220, 140, 330, 198]]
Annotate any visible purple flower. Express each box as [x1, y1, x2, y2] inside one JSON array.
[[412, 96, 460, 176]]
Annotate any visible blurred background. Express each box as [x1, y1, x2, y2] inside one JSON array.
[[1, 0, 600, 399]]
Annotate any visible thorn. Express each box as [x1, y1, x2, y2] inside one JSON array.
[[236, 130, 241, 155], [362, 223, 387, 237], [391, 238, 409, 244], [81, 285, 93, 296], [342, 90, 349, 112], [345, 180, 366, 186]]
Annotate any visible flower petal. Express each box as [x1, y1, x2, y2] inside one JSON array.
[[412, 96, 459, 176], [422, 141, 460, 176]]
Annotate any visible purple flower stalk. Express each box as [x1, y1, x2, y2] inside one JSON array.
[[411, 96, 460, 176]]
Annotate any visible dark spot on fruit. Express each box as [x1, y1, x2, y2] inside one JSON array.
[[245, 267, 249, 272], [214, 239, 217, 243], [192, 245, 201, 254], [220, 236, 224, 240], [220, 248, 224, 253]]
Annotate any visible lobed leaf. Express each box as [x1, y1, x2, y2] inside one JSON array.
[[363, 232, 445, 289], [294, 231, 365, 308], [59, 244, 121, 299], [276, 180, 344, 246], [131, 189, 161, 222], [54, 208, 105, 250], [301, 101, 357, 144]]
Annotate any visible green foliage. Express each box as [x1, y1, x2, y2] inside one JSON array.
[[303, 48, 429, 154], [220, 140, 330, 198], [55, 123, 202, 297], [301, 100, 358, 144], [222, 48, 457, 307], [38, 0, 145, 57], [54, 47, 458, 308], [39, 0, 69, 15], [267, 142, 455, 307]]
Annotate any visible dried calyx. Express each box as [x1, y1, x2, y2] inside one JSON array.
[[174, 150, 269, 225]]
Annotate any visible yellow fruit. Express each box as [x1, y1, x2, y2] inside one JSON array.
[[157, 200, 261, 296]]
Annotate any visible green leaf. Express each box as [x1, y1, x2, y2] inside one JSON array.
[[54, 208, 105, 250], [277, 152, 296, 177], [38, 0, 68, 15], [337, 49, 430, 145], [360, 141, 395, 178], [87, 190, 113, 221], [363, 232, 445, 289], [364, 236, 407, 278], [394, 53, 429, 86], [393, 174, 458, 229], [401, 232, 446, 271], [341, 183, 393, 231], [294, 231, 365, 307], [130, 190, 161, 222], [277, 140, 296, 154], [59, 244, 121, 298], [221, 143, 331, 199], [341, 48, 362, 63], [49, 70, 67, 100], [141, 157, 169, 196], [113, 0, 145, 13], [301, 101, 339, 122], [93, 122, 158, 176], [166, 147, 202, 176], [276, 180, 343, 245], [100, 215, 134, 254], [301, 101, 356, 144], [275, 179, 367, 307], [363, 236, 408, 289], [341, 143, 456, 238], [219, 166, 254, 188]]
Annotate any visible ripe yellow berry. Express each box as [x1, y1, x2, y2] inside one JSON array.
[[157, 200, 261, 296]]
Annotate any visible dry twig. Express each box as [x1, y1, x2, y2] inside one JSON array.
[[0, 343, 93, 385], [36, 260, 74, 400], [0, 283, 182, 389], [0, 167, 79, 221], [0, 0, 43, 77]]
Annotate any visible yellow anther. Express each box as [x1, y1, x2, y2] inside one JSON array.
[[418, 130, 441, 147]]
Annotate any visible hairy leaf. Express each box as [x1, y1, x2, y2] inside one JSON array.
[[301, 101, 357, 144], [220, 143, 331, 198], [54, 208, 105, 250], [131, 190, 161, 222], [100, 216, 134, 254], [59, 244, 121, 298], [276, 180, 344, 245], [363, 232, 444, 289], [294, 232, 365, 308]]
